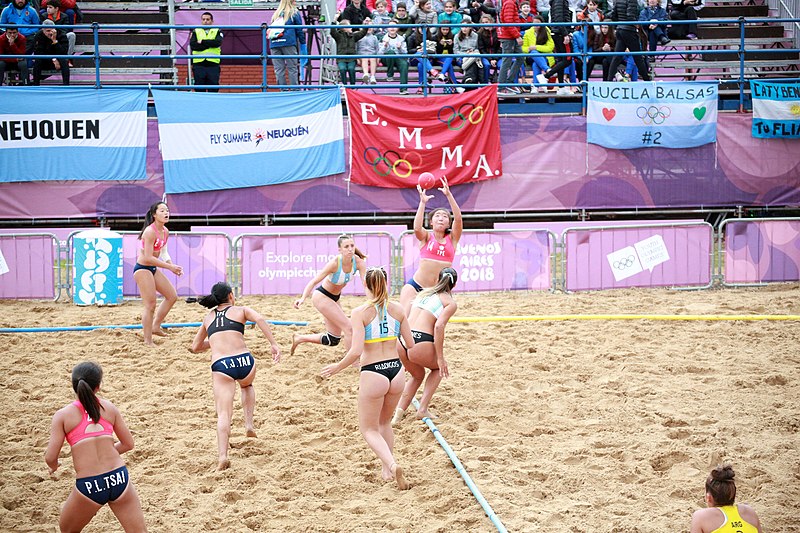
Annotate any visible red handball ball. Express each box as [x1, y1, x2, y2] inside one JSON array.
[[418, 172, 437, 190]]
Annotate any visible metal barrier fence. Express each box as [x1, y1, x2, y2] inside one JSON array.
[[398, 228, 558, 293], [4, 219, 800, 301], [0, 233, 61, 301], [718, 217, 800, 286], [561, 222, 715, 291]]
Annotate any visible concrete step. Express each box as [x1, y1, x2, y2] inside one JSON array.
[[698, 24, 785, 39], [699, 4, 769, 17], [74, 32, 171, 46]]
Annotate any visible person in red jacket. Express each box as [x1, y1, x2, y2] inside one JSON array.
[[0, 25, 28, 84], [497, 0, 523, 93]]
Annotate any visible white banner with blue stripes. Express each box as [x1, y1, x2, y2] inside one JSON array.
[[153, 89, 345, 194], [587, 82, 718, 149], [750, 81, 800, 138], [0, 88, 147, 182]]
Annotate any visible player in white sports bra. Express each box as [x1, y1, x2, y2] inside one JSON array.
[[321, 267, 415, 490]]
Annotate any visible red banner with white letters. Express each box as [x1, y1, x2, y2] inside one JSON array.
[[345, 86, 503, 188]]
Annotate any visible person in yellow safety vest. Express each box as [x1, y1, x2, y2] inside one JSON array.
[[189, 11, 223, 92]]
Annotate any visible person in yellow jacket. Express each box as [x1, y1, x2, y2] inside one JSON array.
[[690, 464, 763, 533], [521, 15, 554, 92], [190, 11, 223, 92]]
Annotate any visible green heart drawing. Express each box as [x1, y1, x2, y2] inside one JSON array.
[[693, 106, 707, 121]]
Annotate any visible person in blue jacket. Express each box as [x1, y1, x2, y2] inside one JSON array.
[[639, 0, 670, 51], [268, 0, 306, 89]]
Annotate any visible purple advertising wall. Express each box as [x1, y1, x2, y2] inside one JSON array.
[[1, 114, 798, 220], [193, 225, 408, 241], [401, 229, 554, 292], [723, 219, 800, 284], [564, 223, 713, 292], [0, 234, 58, 299], [118, 232, 230, 297], [239, 233, 395, 295]]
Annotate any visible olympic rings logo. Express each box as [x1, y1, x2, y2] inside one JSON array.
[[612, 255, 637, 270], [437, 103, 485, 131], [636, 105, 671, 125], [363, 148, 413, 178]]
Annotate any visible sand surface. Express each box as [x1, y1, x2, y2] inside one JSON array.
[[1, 285, 798, 532]]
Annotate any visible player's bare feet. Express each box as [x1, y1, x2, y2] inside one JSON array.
[[391, 407, 405, 426], [246, 428, 257, 438], [416, 408, 436, 420], [217, 458, 230, 471], [152, 327, 169, 337], [391, 463, 409, 490], [290, 334, 300, 356]]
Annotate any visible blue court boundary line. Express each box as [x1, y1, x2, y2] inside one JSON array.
[[0, 320, 307, 333], [412, 399, 508, 533]]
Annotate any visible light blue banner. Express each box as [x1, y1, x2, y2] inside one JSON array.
[[152, 89, 345, 194], [586, 82, 718, 149], [750, 81, 800, 138], [0, 88, 148, 182]]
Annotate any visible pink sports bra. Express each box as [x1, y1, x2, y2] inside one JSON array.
[[65, 400, 114, 446], [419, 233, 455, 263], [140, 224, 167, 252]]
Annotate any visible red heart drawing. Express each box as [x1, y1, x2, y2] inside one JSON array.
[[602, 108, 616, 121]]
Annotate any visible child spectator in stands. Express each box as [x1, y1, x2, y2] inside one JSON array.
[[454, 19, 481, 89], [269, 0, 306, 89], [32, 19, 68, 85], [561, 32, 578, 91], [393, 2, 412, 36], [409, 0, 438, 28], [1, 0, 39, 58], [40, 0, 79, 24], [341, 0, 371, 24], [356, 17, 379, 83], [523, 14, 554, 92], [331, 11, 368, 85], [380, 20, 409, 93], [438, 0, 462, 27], [367, 0, 393, 13], [570, 24, 587, 81], [639, 0, 670, 51], [0, 25, 28, 84], [586, 23, 614, 79], [668, 0, 701, 40], [614, 48, 640, 81], [406, 25, 444, 93], [434, 23, 457, 86], [371, 0, 393, 40], [519, 1, 536, 28], [541, 0, 572, 94], [497, 0, 523, 94], [41, 0, 74, 61], [477, 13, 500, 82], [577, 0, 604, 23]]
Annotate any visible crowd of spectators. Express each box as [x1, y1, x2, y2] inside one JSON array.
[[0, 0, 79, 85], [0, 0, 706, 89], [328, 0, 705, 93]]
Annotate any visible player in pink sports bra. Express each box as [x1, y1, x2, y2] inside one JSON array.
[[45, 362, 147, 532], [399, 175, 463, 315], [133, 201, 184, 346]]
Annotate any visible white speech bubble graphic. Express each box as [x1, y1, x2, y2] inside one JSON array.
[[634, 235, 670, 272], [607, 246, 643, 282], [0, 248, 9, 276]]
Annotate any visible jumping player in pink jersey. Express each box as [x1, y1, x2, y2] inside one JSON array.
[[399, 176, 463, 315]]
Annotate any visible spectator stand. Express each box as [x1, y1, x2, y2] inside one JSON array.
[[174, 0, 327, 88], [69, 1, 175, 85]]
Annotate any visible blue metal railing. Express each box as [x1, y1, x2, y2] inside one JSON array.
[[1, 17, 798, 106]]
